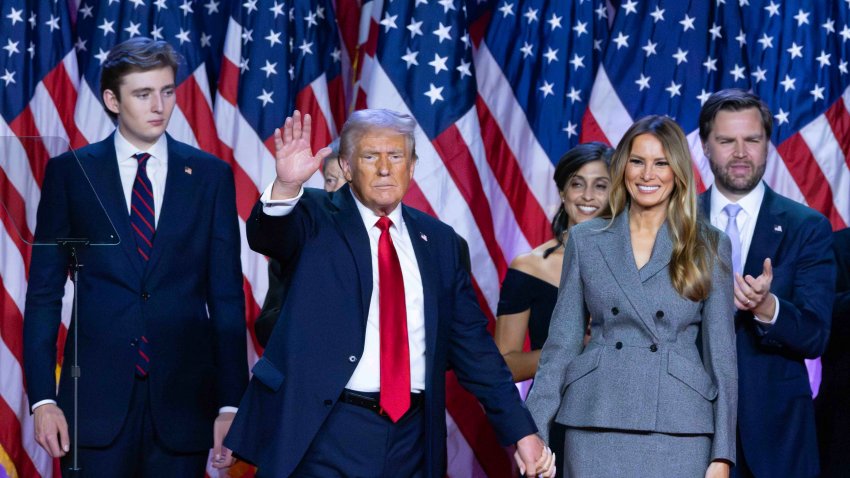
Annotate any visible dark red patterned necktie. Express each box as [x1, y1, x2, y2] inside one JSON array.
[[131, 152, 154, 376], [376, 217, 410, 422]]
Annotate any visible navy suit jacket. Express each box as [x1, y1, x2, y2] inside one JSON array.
[[23, 134, 248, 452], [700, 184, 835, 478], [225, 185, 536, 477]]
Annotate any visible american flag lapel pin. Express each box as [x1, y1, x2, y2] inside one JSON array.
[[774, 224, 782, 232], [420, 232, 428, 242], [184, 166, 192, 175]]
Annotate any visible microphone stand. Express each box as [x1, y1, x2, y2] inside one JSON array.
[[56, 238, 90, 478]]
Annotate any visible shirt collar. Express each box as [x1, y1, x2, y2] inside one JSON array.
[[710, 180, 765, 220], [114, 129, 168, 164], [349, 188, 405, 234]]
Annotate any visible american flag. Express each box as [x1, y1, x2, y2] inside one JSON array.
[[2, 1, 849, 477]]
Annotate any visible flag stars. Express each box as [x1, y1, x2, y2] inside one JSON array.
[[179, 0, 194, 16], [6, 7, 23, 25], [124, 21, 141, 37], [456, 58, 472, 78], [154, 0, 167, 10], [673, 48, 688, 64], [650, 6, 665, 22], [407, 20, 423, 38], [243, 0, 258, 14], [548, 14, 562, 30], [729, 64, 746, 81], [703, 56, 717, 72], [266, 30, 283, 47], [810, 85, 825, 101], [433, 22, 452, 43], [680, 14, 695, 32], [331, 48, 341, 62], [840, 60, 849, 75], [613, 32, 629, 49], [635, 73, 651, 91], [642, 40, 658, 57], [736, 29, 747, 47], [257, 89, 274, 106], [787, 42, 803, 59], [298, 39, 314, 56], [175, 28, 191, 45], [401, 48, 419, 68], [539, 81, 555, 98], [498, 2, 514, 17], [305, 10, 319, 28], [563, 121, 578, 138], [543, 47, 558, 63], [438, 0, 456, 13], [28, 11, 35, 29], [793, 9, 810, 26], [94, 48, 110, 65], [520, 41, 534, 58], [1, 69, 15, 86], [524, 7, 538, 24], [709, 24, 722, 39], [758, 33, 773, 49], [567, 87, 582, 103], [205, 0, 220, 15], [573, 20, 587, 37], [666, 80, 682, 97], [622, 0, 638, 15], [595, 3, 607, 20], [424, 83, 444, 104], [751, 66, 767, 83], [3, 39, 19, 56], [780, 74, 796, 91], [79, 4, 94, 19], [261, 60, 278, 77], [765, 1, 780, 17], [200, 33, 212, 48], [151, 25, 164, 41], [429, 53, 449, 73], [822, 19, 835, 34], [241, 28, 253, 44], [775, 108, 789, 125], [840, 25, 850, 42], [697, 89, 712, 105], [45, 14, 59, 31], [26, 41, 33, 58], [817, 51, 831, 67], [98, 18, 115, 36], [380, 12, 398, 32], [269, 1, 285, 18], [239, 57, 250, 73], [570, 53, 585, 70], [74, 38, 87, 53]]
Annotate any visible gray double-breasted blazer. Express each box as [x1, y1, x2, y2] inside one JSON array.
[[526, 211, 738, 463]]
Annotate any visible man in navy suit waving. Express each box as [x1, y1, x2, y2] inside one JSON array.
[[225, 109, 554, 477], [698, 89, 836, 478], [24, 37, 247, 476]]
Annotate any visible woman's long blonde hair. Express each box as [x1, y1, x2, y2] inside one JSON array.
[[602, 115, 720, 301]]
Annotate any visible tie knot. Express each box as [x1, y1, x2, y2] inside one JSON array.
[[376, 216, 393, 232], [723, 203, 742, 219], [134, 152, 151, 165]]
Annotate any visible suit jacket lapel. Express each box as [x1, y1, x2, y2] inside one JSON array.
[[597, 211, 660, 339], [639, 221, 672, 283], [402, 207, 438, 357], [331, 186, 373, 324], [743, 185, 784, 277], [145, 136, 195, 276], [83, 135, 143, 276]]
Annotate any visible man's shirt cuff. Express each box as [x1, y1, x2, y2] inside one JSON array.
[[260, 182, 303, 217]]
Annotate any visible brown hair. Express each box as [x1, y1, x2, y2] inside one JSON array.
[[698, 88, 773, 142]]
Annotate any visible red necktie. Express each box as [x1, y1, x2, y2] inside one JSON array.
[[376, 217, 410, 422]]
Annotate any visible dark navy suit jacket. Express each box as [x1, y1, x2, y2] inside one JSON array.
[[225, 185, 536, 477], [700, 184, 835, 478], [23, 134, 248, 452]]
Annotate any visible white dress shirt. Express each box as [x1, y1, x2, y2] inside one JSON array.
[[709, 182, 779, 325], [114, 129, 168, 226], [260, 183, 427, 392]]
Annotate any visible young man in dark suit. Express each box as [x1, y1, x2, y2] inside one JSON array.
[[698, 89, 836, 478], [24, 37, 247, 476], [225, 109, 554, 477]]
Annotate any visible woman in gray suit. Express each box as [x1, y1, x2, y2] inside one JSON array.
[[526, 116, 737, 477]]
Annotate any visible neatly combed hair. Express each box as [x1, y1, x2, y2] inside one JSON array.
[[698, 88, 773, 141], [604, 115, 720, 302], [544, 142, 613, 258], [338, 109, 418, 162], [100, 37, 181, 120]]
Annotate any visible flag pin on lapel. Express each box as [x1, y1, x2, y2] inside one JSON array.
[[420, 233, 428, 242], [774, 224, 782, 232], [184, 166, 192, 175]]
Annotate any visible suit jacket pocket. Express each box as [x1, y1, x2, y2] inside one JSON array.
[[667, 350, 717, 400], [563, 347, 602, 389], [252, 357, 285, 391]]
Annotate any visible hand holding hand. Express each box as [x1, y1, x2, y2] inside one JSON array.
[[514, 434, 556, 477], [212, 411, 237, 469], [271, 110, 332, 199], [33, 403, 69, 458]]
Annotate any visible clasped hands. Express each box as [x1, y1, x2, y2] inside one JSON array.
[[733, 258, 776, 321], [514, 434, 556, 477]]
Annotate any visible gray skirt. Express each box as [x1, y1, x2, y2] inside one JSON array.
[[562, 426, 711, 477]]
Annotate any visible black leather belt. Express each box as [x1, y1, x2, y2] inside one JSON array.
[[339, 389, 424, 418]]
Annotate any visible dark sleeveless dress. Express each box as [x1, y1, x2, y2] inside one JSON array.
[[497, 268, 563, 470]]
